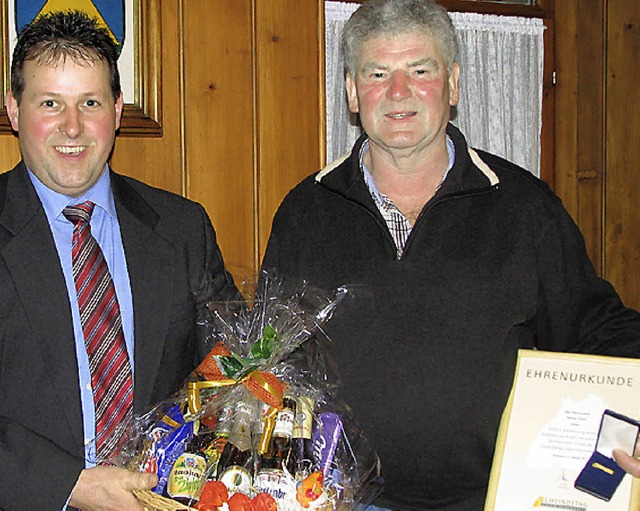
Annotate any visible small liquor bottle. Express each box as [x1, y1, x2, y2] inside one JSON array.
[[255, 396, 297, 502], [216, 401, 255, 496], [289, 395, 315, 477], [164, 421, 208, 506], [202, 405, 234, 480]]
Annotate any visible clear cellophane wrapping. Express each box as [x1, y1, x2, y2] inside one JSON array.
[[110, 272, 382, 511]]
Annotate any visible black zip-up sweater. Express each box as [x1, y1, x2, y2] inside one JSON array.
[[261, 124, 640, 509]]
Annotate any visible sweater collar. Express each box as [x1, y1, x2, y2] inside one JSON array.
[[316, 123, 499, 197]]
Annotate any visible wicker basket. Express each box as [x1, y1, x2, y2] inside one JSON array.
[[133, 490, 193, 511]]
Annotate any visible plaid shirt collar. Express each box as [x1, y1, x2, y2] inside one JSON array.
[[360, 137, 455, 258]]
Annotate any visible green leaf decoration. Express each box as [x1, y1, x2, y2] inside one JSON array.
[[212, 325, 280, 380], [251, 324, 280, 360], [217, 354, 245, 378]]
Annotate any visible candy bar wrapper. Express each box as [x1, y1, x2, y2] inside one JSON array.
[[112, 272, 382, 511]]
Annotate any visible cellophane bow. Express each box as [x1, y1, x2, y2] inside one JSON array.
[[113, 272, 382, 511]]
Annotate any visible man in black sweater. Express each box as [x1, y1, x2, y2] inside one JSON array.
[[261, 0, 640, 508]]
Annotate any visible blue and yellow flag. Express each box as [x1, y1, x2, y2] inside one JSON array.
[[14, 0, 125, 54]]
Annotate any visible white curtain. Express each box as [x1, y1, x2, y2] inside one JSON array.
[[324, 3, 546, 177], [325, 2, 363, 164]]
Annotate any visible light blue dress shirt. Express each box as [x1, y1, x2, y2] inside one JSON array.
[[28, 165, 135, 467]]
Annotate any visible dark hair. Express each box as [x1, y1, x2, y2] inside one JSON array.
[[342, 0, 459, 76], [10, 10, 121, 103]]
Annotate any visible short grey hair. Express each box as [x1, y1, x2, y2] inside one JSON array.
[[342, 0, 459, 76]]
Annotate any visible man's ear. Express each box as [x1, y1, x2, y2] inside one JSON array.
[[345, 73, 360, 114], [448, 62, 460, 107], [114, 92, 124, 131], [5, 91, 20, 132]]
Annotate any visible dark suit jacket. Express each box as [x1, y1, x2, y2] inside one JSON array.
[[0, 162, 240, 510]]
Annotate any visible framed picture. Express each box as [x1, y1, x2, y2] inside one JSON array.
[[0, 0, 162, 136]]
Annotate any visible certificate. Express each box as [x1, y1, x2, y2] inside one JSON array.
[[485, 350, 640, 511]]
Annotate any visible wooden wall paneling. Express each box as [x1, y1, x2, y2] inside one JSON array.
[[554, 0, 605, 273], [0, 136, 20, 170], [605, 0, 640, 309], [254, 0, 324, 267], [553, 0, 579, 215], [110, 0, 182, 194], [575, 0, 605, 274], [182, 0, 255, 283]]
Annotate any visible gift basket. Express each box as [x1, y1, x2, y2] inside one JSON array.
[[113, 273, 382, 511]]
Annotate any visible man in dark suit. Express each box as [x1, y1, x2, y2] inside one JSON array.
[[0, 11, 240, 510]]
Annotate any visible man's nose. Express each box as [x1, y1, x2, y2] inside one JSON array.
[[59, 107, 83, 138], [387, 71, 412, 100]]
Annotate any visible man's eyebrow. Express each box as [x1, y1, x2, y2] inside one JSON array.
[[359, 57, 440, 73], [33, 91, 61, 97], [409, 57, 440, 68], [360, 61, 388, 73]]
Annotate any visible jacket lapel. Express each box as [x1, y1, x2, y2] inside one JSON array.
[[111, 173, 176, 411]]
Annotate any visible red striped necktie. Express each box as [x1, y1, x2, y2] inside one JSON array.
[[63, 201, 133, 462]]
